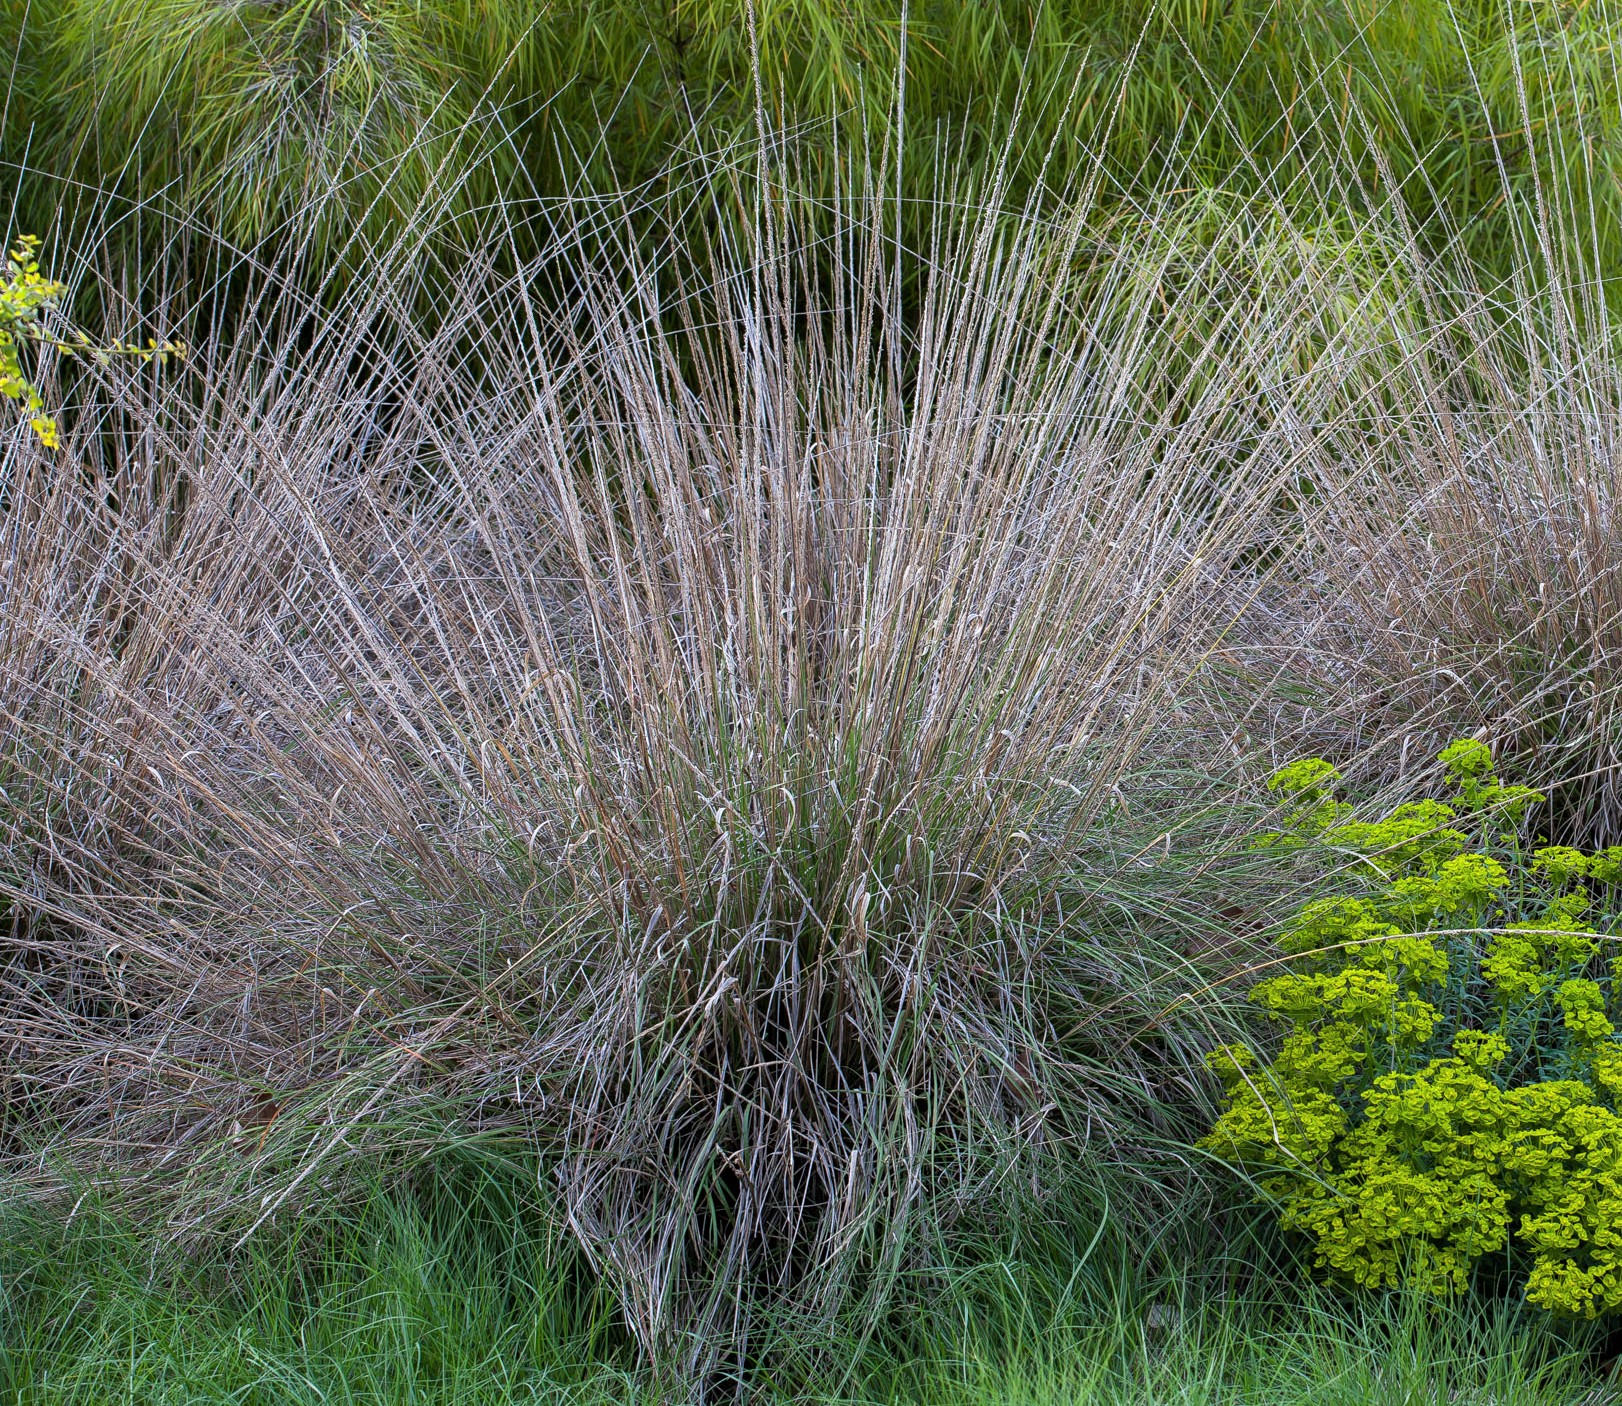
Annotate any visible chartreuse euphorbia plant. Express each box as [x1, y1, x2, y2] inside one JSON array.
[[1206, 740, 1622, 1315], [0, 235, 183, 447]]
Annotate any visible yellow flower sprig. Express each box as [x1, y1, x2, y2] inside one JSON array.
[[0, 235, 186, 449]]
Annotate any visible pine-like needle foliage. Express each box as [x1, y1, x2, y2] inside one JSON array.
[[7, 1, 1622, 279]]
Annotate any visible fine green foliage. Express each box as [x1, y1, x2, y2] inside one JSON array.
[[1206, 741, 1622, 1315], [9, 0, 1622, 277], [14, 0, 530, 259]]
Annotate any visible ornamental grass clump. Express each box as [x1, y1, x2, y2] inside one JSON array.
[[1275, 217, 1622, 842], [0, 150, 1326, 1378], [1207, 740, 1622, 1316]]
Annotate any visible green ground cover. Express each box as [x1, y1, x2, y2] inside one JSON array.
[[0, 1173, 1606, 1405]]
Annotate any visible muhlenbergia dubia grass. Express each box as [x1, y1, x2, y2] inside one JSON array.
[[0, 135, 1343, 1374], [9, 6, 1622, 1395]]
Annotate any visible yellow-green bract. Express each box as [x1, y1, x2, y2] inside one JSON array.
[[1207, 742, 1622, 1316], [0, 236, 185, 448], [0, 236, 68, 447]]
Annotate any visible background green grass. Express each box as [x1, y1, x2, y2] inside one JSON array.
[[1, 1169, 1606, 1405], [8, 1, 1622, 281]]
